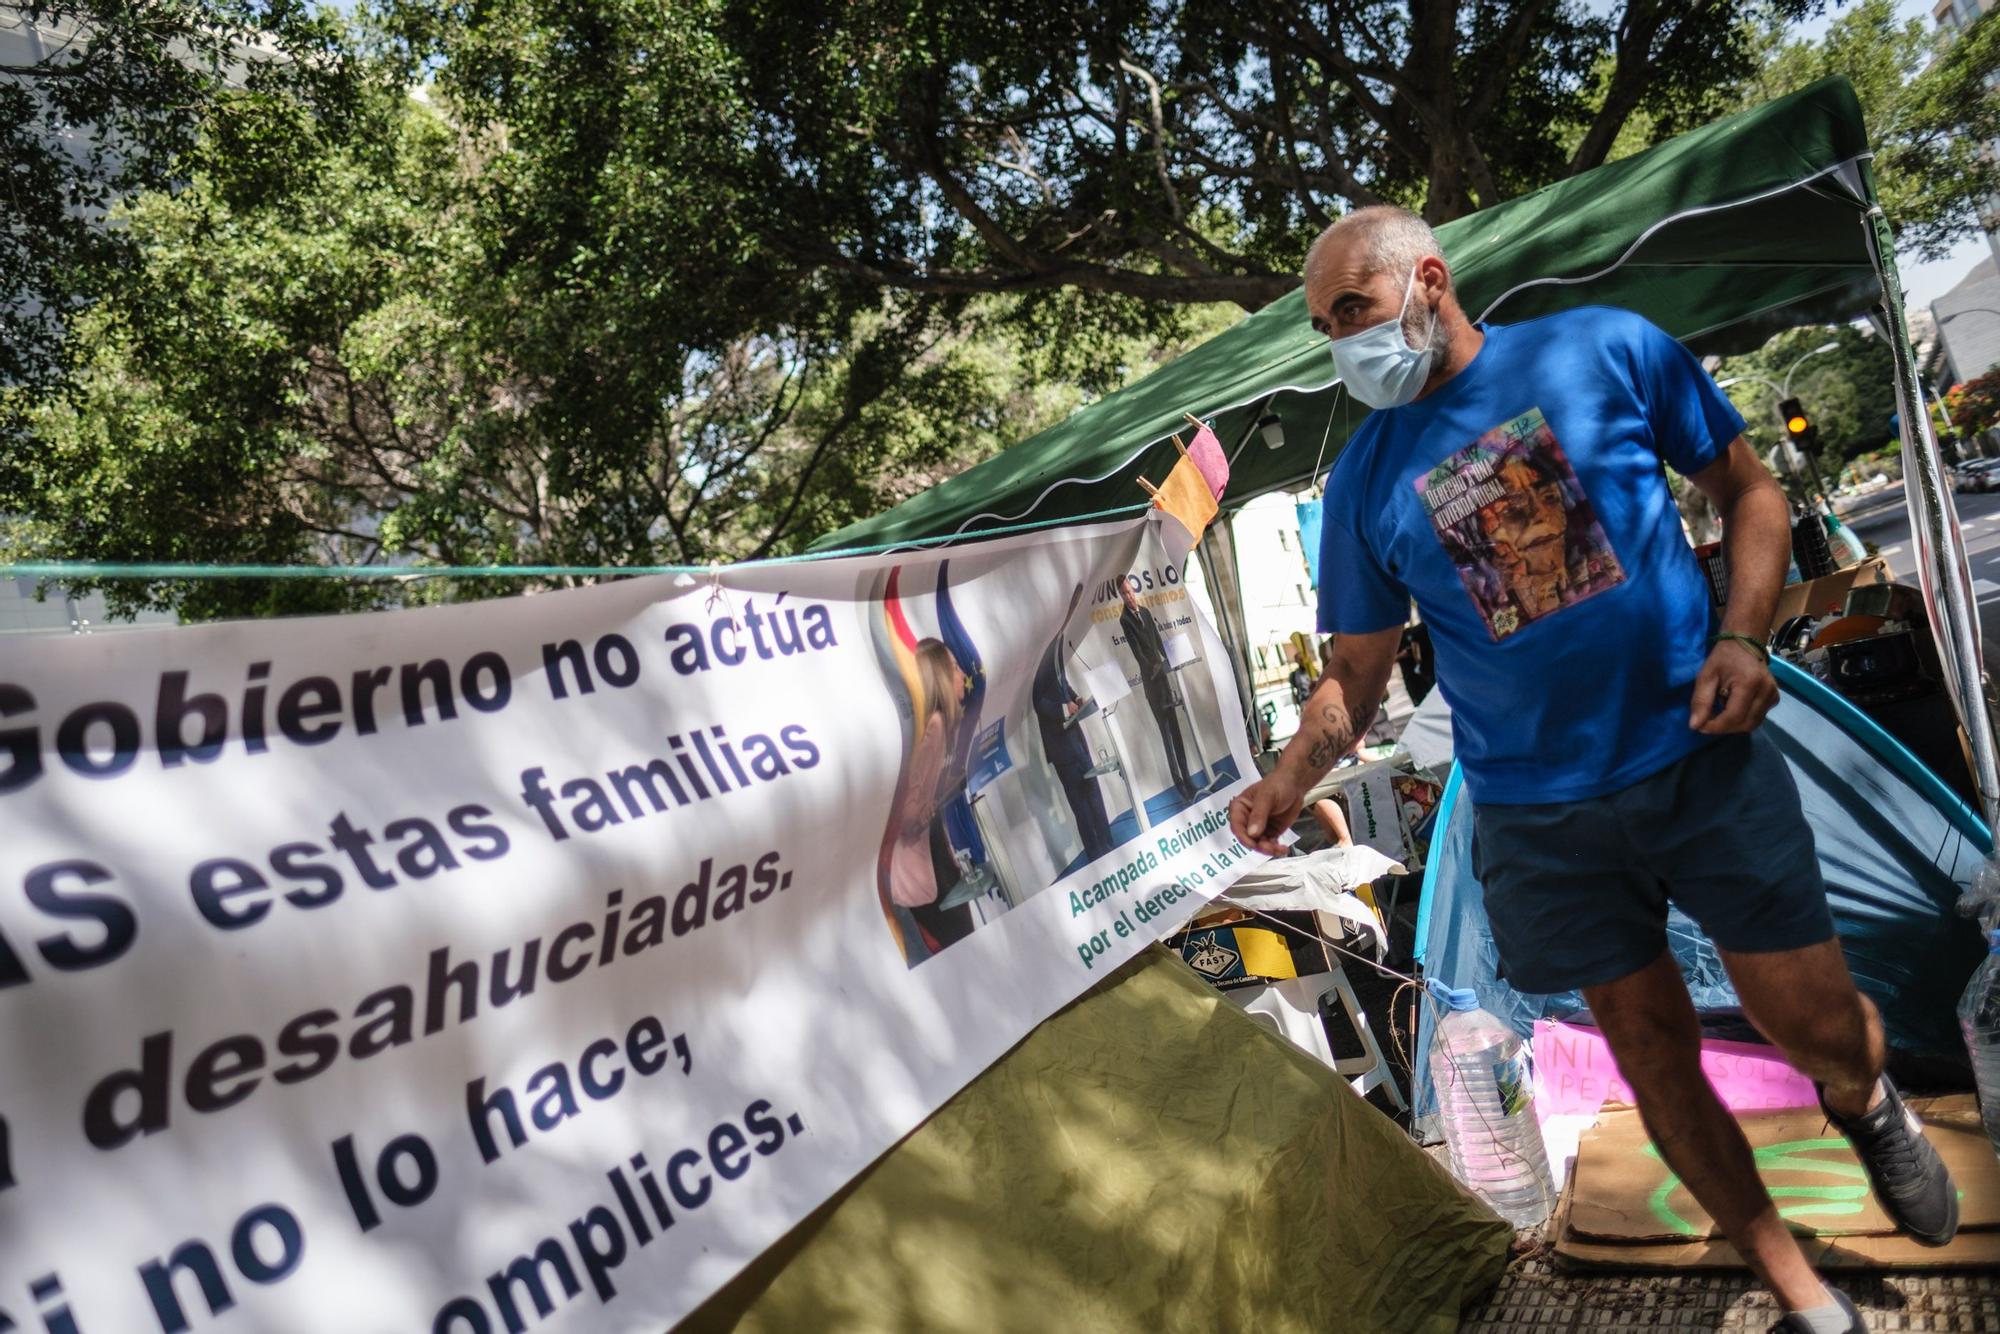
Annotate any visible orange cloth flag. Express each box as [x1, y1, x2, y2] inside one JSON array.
[[1149, 452, 1221, 542]]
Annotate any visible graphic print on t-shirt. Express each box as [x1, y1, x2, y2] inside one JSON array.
[[1413, 407, 1625, 641]]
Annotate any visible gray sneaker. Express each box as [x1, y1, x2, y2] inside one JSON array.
[[1818, 1075, 1959, 1246], [1769, 1284, 1863, 1334]]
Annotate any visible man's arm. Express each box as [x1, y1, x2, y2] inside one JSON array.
[[1032, 648, 1065, 713], [1684, 436, 1789, 734], [1229, 626, 1400, 856]]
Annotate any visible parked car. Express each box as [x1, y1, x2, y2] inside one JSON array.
[[1952, 459, 2000, 493]]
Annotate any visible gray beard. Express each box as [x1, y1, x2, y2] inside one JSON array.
[[1403, 301, 1448, 360]]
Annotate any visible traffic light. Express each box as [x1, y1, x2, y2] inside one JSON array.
[[1779, 397, 1823, 457]]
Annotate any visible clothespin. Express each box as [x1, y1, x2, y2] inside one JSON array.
[[1183, 412, 1207, 433], [1171, 433, 1192, 461], [704, 564, 730, 613], [1136, 475, 1164, 502]]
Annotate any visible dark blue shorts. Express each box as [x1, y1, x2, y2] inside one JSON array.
[[1470, 730, 1835, 995]]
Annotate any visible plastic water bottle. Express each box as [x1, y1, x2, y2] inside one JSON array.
[[1956, 929, 2000, 1151], [1428, 982, 1556, 1226], [1823, 512, 1869, 567]]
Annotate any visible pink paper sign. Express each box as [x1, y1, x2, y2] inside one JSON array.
[[1531, 1019, 1817, 1121]]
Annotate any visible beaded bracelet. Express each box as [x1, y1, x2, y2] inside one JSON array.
[[1708, 631, 1769, 664]]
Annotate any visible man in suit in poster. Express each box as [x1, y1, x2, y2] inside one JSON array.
[[1033, 630, 1115, 865], [1118, 581, 1197, 802]]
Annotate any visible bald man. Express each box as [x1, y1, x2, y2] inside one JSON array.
[[1229, 207, 1955, 1334]]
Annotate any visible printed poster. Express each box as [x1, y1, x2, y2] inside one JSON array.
[[1414, 407, 1625, 640]]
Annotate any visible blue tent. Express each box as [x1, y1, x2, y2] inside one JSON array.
[[1411, 658, 1991, 1122]]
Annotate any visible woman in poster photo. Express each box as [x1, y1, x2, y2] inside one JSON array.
[[884, 639, 976, 955]]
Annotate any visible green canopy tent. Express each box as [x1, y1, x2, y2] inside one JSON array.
[[816, 74, 1999, 835]]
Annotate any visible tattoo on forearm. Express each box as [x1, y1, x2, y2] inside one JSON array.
[[1302, 701, 1367, 771]]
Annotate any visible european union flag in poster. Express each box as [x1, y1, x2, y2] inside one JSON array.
[[1296, 499, 1323, 588]]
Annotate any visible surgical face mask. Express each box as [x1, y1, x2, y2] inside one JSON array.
[[1327, 265, 1438, 410]]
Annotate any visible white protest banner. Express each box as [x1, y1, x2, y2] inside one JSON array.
[[0, 513, 1260, 1333]]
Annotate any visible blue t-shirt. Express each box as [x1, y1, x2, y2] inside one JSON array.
[[1317, 306, 1746, 804]]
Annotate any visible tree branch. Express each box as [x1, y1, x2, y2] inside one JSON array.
[[1117, 55, 1185, 225]]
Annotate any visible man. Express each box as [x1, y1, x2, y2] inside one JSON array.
[[1118, 582, 1197, 801], [1395, 620, 1434, 705], [1033, 630, 1115, 864], [1229, 207, 1956, 1334], [1288, 656, 1315, 709]]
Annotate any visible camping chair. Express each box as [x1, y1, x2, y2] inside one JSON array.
[[1180, 844, 1410, 1111], [1222, 847, 1408, 1110], [1227, 963, 1406, 1112]]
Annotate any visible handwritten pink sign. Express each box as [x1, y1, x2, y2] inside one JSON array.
[[1531, 1019, 1817, 1121]]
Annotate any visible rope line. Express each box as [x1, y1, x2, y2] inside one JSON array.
[[0, 502, 1156, 583]]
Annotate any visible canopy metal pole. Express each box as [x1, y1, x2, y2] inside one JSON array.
[[1192, 401, 1283, 749], [1862, 206, 2000, 838], [1196, 515, 1260, 743]]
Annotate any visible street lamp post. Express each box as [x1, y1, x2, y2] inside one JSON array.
[[1716, 373, 1784, 398], [1782, 340, 1841, 398]]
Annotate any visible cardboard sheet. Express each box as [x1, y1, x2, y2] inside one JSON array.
[[1566, 1096, 2000, 1245], [1552, 1192, 2000, 1272], [1553, 1177, 2000, 1271], [1768, 556, 1889, 632]]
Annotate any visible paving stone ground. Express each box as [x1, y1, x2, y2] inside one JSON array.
[[1460, 1236, 2000, 1333]]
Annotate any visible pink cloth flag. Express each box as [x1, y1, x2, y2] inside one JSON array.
[[1186, 422, 1229, 499]]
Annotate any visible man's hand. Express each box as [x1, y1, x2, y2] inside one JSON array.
[[1229, 770, 1307, 857], [1689, 638, 1779, 734]]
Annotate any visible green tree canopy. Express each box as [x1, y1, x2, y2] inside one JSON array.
[[5, 64, 1238, 618], [13, 1, 2000, 622], [0, 1, 368, 400], [385, 0, 1830, 323], [1736, 0, 2000, 260]]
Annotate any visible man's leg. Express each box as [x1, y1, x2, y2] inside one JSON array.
[[1720, 939, 1881, 1116], [1720, 939, 1957, 1245], [1150, 694, 1194, 794], [1056, 769, 1094, 859], [1649, 731, 1955, 1246], [1059, 767, 1114, 860], [1583, 951, 1830, 1310]]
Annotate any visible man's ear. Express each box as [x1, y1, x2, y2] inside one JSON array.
[[1418, 254, 1450, 303]]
